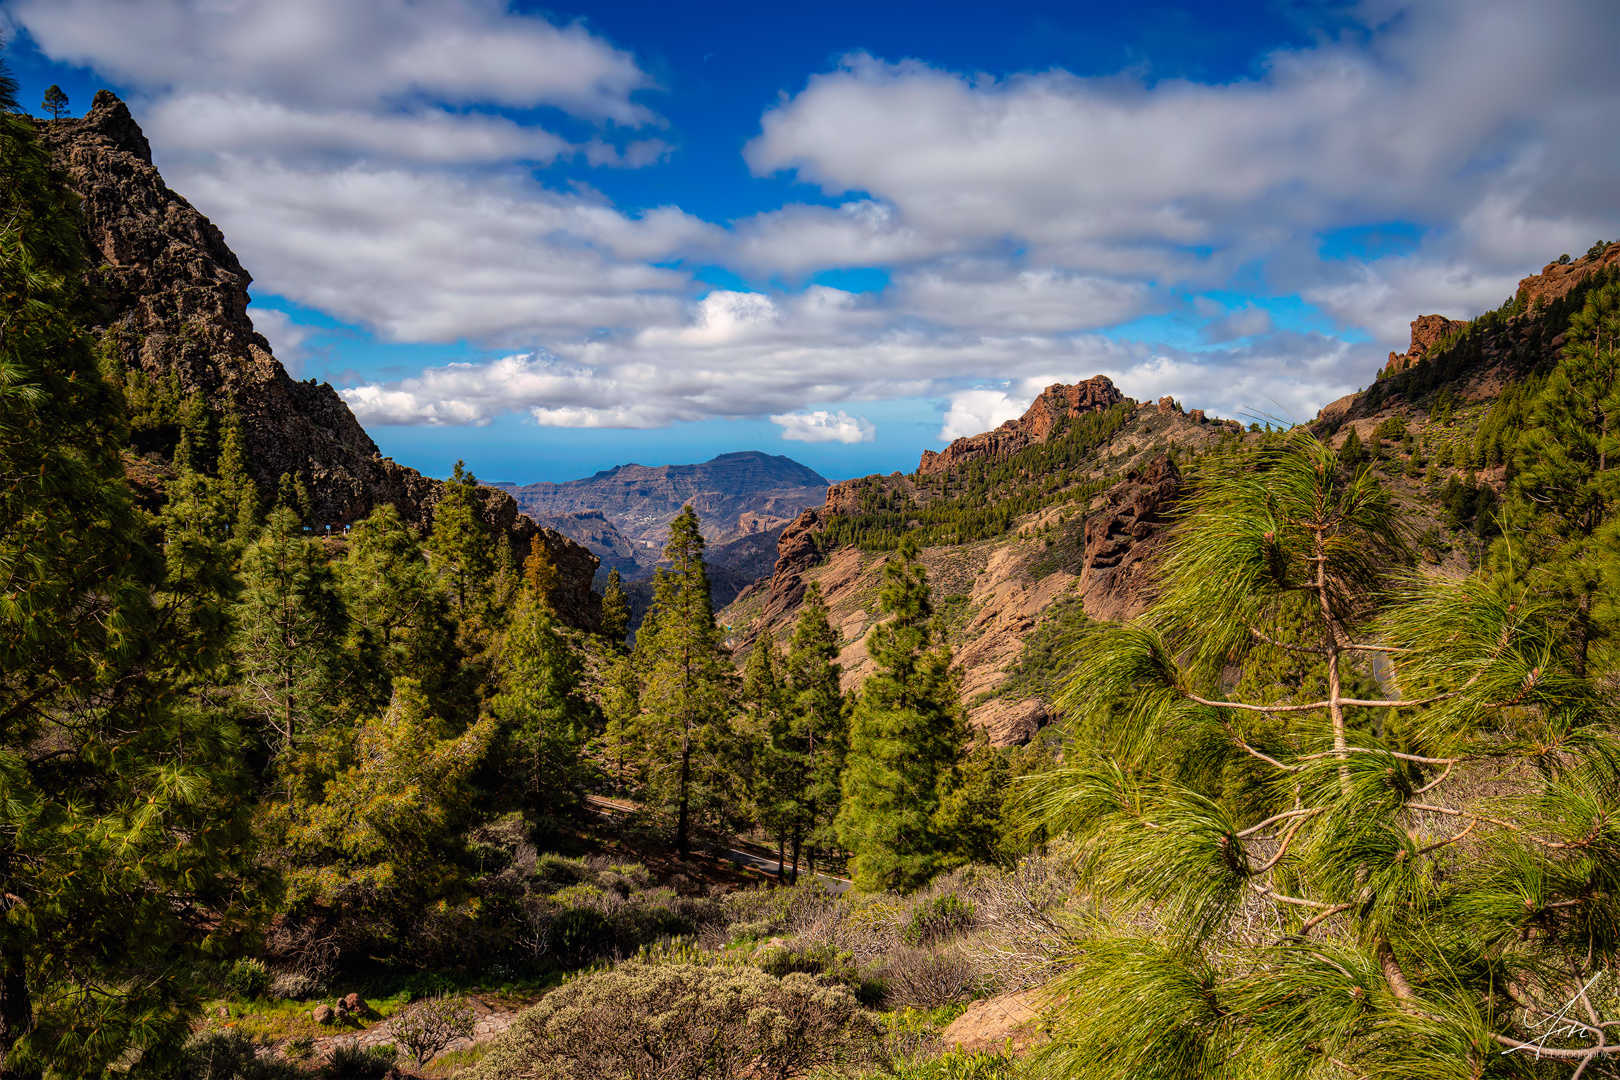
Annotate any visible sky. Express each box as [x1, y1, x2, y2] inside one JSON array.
[[6, 0, 1620, 484]]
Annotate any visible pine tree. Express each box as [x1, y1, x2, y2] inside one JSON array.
[[0, 94, 261, 1076], [835, 539, 964, 892], [742, 637, 793, 879], [638, 506, 734, 857], [39, 84, 67, 120], [429, 461, 495, 615], [784, 582, 845, 880], [1028, 432, 1620, 1077], [597, 651, 641, 797], [1337, 425, 1365, 467], [1510, 281, 1620, 676], [215, 407, 262, 537], [235, 505, 350, 761], [489, 540, 593, 824], [339, 502, 461, 712], [271, 679, 496, 923], [601, 566, 631, 646]]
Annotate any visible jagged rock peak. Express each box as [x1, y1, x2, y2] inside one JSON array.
[[917, 375, 1129, 476], [1385, 314, 1469, 376], [35, 91, 602, 629]]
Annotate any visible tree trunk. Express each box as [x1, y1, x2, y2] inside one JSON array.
[[675, 731, 692, 859], [790, 827, 802, 886], [0, 943, 31, 1080], [777, 833, 785, 883], [1314, 528, 1351, 792]]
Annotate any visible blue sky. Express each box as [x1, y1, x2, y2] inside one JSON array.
[[6, 0, 1619, 483]]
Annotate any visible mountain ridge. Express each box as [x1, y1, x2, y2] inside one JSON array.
[[499, 449, 829, 574], [39, 91, 602, 629]]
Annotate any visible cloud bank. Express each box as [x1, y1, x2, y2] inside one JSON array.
[[15, 0, 1620, 440]]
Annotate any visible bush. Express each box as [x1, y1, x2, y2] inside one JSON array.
[[466, 963, 883, 1080], [320, 1042, 397, 1080], [267, 969, 322, 1000], [392, 995, 476, 1067], [902, 893, 976, 947], [222, 958, 271, 1000], [175, 1029, 304, 1080], [881, 949, 981, 1010]]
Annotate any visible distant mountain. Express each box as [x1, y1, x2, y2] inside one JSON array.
[[497, 451, 829, 574]]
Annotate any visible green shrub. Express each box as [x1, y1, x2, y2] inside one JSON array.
[[550, 905, 615, 964], [320, 1042, 397, 1080], [222, 958, 271, 1000], [466, 963, 883, 1080], [529, 853, 594, 894], [890, 1048, 1021, 1079], [902, 892, 976, 947], [174, 1029, 303, 1080]]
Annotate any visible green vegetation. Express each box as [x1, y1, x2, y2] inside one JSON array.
[[19, 33, 1620, 1073], [1028, 427, 1620, 1077], [822, 404, 1130, 551]]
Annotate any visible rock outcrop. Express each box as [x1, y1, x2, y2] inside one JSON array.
[[917, 376, 1128, 476], [1516, 243, 1620, 310], [751, 507, 829, 630], [40, 91, 600, 629], [1076, 454, 1182, 621], [1385, 314, 1469, 375]]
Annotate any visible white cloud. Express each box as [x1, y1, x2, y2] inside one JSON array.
[[177, 159, 710, 343], [246, 305, 315, 376], [12, 0, 656, 123], [938, 389, 1028, 442], [18, 0, 1620, 443], [898, 265, 1155, 332], [771, 410, 876, 444], [149, 92, 575, 165]]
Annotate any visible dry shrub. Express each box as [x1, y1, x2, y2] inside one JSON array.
[[391, 995, 476, 1067], [879, 948, 981, 1009], [465, 962, 884, 1080]]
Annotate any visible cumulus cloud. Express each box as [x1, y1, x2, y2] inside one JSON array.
[[246, 305, 316, 376], [17, 0, 1620, 439], [771, 409, 876, 444], [177, 159, 713, 343], [938, 389, 1028, 441], [745, 0, 1620, 343], [12, 0, 656, 123]]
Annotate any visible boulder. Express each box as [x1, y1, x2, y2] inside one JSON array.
[[342, 993, 367, 1015], [312, 1004, 335, 1024]]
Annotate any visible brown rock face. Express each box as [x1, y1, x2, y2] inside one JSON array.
[[965, 697, 1050, 748], [38, 91, 599, 629], [1385, 314, 1469, 375], [917, 376, 1127, 476], [1077, 454, 1181, 621], [1516, 244, 1620, 310], [752, 507, 828, 632]]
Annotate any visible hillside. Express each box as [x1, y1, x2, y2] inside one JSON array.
[[37, 91, 601, 628], [723, 382, 1242, 745], [724, 244, 1620, 747]]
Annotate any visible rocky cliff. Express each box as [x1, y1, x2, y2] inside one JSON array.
[[41, 91, 600, 629], [917, 376, 1127, 476], [725, 379, 1229, 746]]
